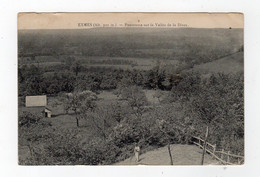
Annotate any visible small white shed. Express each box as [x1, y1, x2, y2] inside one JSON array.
[[25, 95, 47, 107], [44, 108, 52, 118]]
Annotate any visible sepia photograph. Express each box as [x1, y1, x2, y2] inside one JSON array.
[[17, 13, 244, 165]]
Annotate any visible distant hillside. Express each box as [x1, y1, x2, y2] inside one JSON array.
[[187, 51, 243, 75], [18, 28, 243, 64]]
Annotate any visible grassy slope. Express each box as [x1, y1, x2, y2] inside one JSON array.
[[115, 144, 219, 165], [187, 51, 243, 75]]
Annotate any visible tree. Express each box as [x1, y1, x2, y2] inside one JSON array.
[[110, 101, 129, 123], [18, 111, 52, 164], [63, 56, 74, 70], [71, 60, 82, 76], [18, 64, 45, 96], [172, 72, 244, 152], [59, 90, 97, 127], [81, 106, 114, 140], [110, 86, 150, 144], [120, 86, 148, 117]]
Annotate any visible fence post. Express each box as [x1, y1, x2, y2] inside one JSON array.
[[201, 126, 209, 165], [167, 143, 173, 165], [227, 151, 230, 163], [238, 153, 241, 164], [213, 144, 216, 155], [221, 149, 224, 159]]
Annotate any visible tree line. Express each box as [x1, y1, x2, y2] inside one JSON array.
[[18, 61, 184, 97]]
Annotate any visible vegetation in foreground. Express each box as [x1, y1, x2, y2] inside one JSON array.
[[19, 70, 244, 165]]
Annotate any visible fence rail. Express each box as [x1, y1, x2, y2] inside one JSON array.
[[192, 136, 216, 150], [215, 150, 244, 158], [192, 136, 244, 165]]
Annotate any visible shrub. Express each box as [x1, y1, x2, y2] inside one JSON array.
[[18, 111, 43, 128]]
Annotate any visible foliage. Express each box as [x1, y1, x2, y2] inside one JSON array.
[[71, 60, 83, 76], [18, 111, 43, 128], [56, 90, 98, 127], [81, 106, 116, 139], [18, 64, 76, 96], [169, 72, 244, 153], [119, 86, 148, 117], [18, 112, 52, 164], [18, 65, 45, 96]]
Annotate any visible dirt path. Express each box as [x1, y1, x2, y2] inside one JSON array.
[[114, 144, 220, 165]]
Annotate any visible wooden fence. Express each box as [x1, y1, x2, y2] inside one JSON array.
[[192, 136, 244, 165]]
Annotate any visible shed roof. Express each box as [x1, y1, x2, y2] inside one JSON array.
[[25, 95, 47, 107], [44, 107, 52, 112]]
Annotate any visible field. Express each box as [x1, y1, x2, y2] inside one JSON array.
[[190, 52, 244, 74], [18, 28, 243, 67]]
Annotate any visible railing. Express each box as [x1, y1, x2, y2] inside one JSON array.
[[192, 136, 244, 165]]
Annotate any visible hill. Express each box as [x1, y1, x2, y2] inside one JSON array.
[[187, 51, 243, 75]]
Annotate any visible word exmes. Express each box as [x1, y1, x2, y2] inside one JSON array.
[[78, 23, 101, 27]]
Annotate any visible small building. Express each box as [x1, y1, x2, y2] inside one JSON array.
[[44, 107, 52, 118], [25, 95, 47, 107], [21, 106, 52, 118], [24, 95, 52, 118]]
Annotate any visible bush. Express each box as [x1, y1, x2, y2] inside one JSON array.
[[18, 111, 43, 128]]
